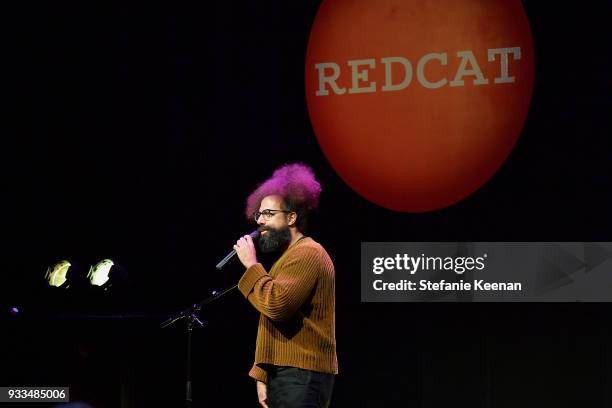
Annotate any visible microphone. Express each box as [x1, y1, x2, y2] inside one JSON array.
[[215, 230, 260, 270]]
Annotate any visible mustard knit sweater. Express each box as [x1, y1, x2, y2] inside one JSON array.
[[238, 237, 338, 383]]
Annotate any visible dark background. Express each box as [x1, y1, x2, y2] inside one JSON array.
[[2, 1, 612, 407]]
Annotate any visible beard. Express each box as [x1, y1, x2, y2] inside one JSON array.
[[258, 225, 292, 253]]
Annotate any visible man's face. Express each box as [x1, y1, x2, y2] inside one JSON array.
[[255, 195, 293, 253]]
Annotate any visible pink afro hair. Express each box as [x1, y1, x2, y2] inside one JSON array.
[[245, 163, 322, 229]]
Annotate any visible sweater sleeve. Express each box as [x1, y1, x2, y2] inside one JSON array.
[[249, 364, 268, 383], [237, 246, 320, 322]]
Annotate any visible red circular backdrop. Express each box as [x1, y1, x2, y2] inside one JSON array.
[[305, 0, 534, 212]]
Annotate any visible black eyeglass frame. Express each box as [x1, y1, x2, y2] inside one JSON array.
[[252, 209, 293, 222]]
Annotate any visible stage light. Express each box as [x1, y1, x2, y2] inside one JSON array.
[[45, 260, 72, 288], [87, 259, 114, 287]]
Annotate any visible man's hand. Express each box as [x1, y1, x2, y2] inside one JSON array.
[[256, 380, 269, 408], [234, 234, 258, 269]]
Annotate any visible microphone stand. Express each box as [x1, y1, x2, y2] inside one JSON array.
[[161, 284, 238, 407]]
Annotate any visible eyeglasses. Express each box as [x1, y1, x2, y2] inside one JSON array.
[[252, 209, 292, 222]]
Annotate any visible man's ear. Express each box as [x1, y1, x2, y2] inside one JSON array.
[[288, 212, 297, 226]]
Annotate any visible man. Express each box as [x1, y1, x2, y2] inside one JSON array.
[[234, 163, 337, 408]]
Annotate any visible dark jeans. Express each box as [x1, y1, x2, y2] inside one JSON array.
[[267, 366, 335, 408]]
